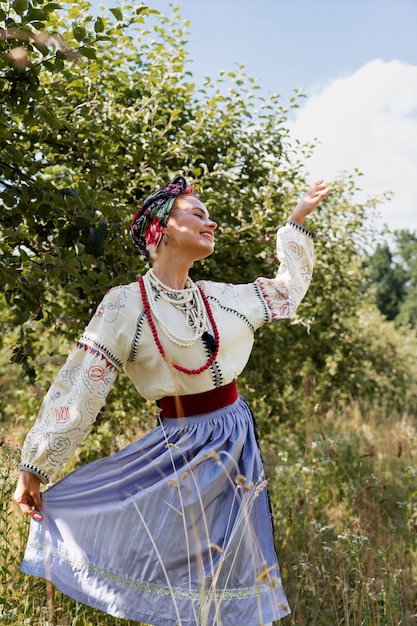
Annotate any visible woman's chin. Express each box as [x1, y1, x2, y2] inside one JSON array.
[[194, 248, 214, 262]]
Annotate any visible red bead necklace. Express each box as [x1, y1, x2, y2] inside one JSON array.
[[138, 275, 220, 375]]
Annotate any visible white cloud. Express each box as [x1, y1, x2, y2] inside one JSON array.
[[288, 59, 417, 233]]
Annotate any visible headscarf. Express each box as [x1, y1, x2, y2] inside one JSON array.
[[131, 175, 196, 258]]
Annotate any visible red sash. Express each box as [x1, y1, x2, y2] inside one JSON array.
[[157, 380, 238, 418]]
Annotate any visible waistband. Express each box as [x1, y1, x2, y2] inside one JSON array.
[[156, 380, 238, 418]]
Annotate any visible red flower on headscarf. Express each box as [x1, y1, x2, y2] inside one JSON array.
[[144, 216, 164, 258]]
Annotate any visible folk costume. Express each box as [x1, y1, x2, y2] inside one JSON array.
[[20, 177, 315, 625]]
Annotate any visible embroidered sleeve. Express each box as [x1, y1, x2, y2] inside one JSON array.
[[20, 286, 134, 483], [256, 222, 314, 321]]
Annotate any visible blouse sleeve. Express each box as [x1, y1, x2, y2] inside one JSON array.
[[20, 285, 134, 483], [256, 221, 315, 322]]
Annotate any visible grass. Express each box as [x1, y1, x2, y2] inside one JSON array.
[[1, 400, 417, 625], [270, 401, 417, 625]]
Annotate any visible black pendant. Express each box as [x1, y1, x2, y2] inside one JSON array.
[[202, 331, 217, 353]]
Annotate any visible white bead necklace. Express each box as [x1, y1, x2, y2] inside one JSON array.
[[143, 269, 209, 347]]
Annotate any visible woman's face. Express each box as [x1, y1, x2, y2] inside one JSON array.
[[164, 195, 217, 261]]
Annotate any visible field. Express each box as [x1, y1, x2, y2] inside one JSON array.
[[1, 398, 416, 625]]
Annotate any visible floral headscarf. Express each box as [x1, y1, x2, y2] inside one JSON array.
[[131, 176, 196, 259]]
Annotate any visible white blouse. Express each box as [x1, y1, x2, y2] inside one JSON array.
[[21, 223, 314, 483]]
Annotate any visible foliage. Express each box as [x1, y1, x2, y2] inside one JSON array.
[[2, 0, 415, 430], [395, 230, 417, 328], [244, 181, 417, 429], [1, 0, 160, 380], [366, 230, 417, 328], [366, 242, 407, 320]]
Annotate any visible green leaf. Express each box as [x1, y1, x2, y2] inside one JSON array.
[[136, 6, 159, 16], [78, 46, 97, 59], [26, 7, 47, 20], [109, 7, 123, 22], [94, 16, 105, 33], [44, 2, 63, 11], [73, 25, 87, 42], [12, 0, 28, 15]]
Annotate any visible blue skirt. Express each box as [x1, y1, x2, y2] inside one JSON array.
[[21, 397, 290, 625]]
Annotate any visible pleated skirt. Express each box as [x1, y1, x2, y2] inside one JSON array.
[[21, 396, 290, 625]]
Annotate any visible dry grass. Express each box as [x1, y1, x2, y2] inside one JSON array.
[[1, 401, 417, 625]]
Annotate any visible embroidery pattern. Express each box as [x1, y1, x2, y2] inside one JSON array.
[[299, 262, 312, 283], [95, 285, 129, 324], [254, 280, 273, 324], [208, 282, 241, 299], [88, 365, 106, 382], [55, 406, 70, 424], [27, 540, 283, 600], [77, 335, 122, 371], [129, 311, 147, 362], [21, 346, 119, 481], [200, 340, 223, 387], [207, 296, 255, 333], [259, 226, 314, 320], [210, 360, 224, 388], [20, 462, 50, 483], [286, 239, 303, 260]]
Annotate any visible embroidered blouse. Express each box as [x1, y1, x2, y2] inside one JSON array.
[[21, 223, 314, 483]]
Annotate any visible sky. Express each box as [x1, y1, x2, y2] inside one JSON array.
[[93, 0, 417, 234]]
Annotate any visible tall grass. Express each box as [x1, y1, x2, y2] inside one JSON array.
[[270, 401, 417, 625], [1, 400, 417, 625]]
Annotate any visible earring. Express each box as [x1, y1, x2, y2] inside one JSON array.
[[163, 234, 168, 246]]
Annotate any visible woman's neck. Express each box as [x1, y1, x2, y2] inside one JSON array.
[[151, 262, 191, 290]]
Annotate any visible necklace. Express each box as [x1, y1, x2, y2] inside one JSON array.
[[143, 269, 208, 347], [138, 274, 220, 375]]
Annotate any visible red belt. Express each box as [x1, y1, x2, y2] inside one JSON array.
[[157, 380, 238, 418]]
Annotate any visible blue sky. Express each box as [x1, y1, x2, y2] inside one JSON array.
[[92, 0, 417, 233], [153, 0, 417, 103]]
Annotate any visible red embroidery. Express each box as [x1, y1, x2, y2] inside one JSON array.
[[288, 241, 303, 259], [88, 365, 105, 381], [279, 303, 291, 318], [75, 341, 119, 372], [300, 264, 312, 282], [95, 303, 105, 317], [55, 406, 70, 424]]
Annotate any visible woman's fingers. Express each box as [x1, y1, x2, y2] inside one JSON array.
[[16, 496, 43, 520], [309, 180, 329, 202], [289, 180, 329, 223], [13, 471, 43, 520]]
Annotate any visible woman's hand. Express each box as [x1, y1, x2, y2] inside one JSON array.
[[290, 180, 329, 225], [13, 470, 43, 521]]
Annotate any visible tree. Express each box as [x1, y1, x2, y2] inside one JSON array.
[[366, 231, 417, 328], [367, 243, 407, 320], [395, 230, 417, 328], [1, 0, 415, 434]]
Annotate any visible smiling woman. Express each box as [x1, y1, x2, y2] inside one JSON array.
[[14, 174, 329, 626], [160, 194, 217, 267]]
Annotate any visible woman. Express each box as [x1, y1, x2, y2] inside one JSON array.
[[14, 175, 329, 625]]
